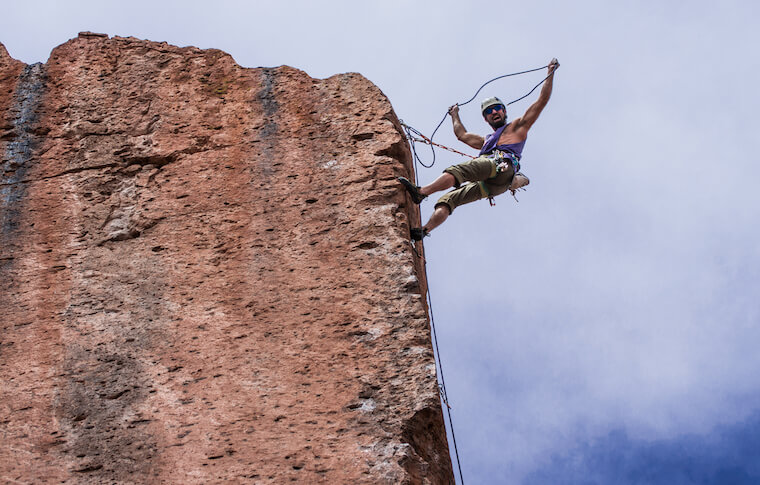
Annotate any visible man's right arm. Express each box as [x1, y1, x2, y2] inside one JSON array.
[[449, 105, 485, 150]]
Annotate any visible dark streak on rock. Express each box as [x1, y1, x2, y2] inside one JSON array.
[[1, 63, 46, 267], [255, 68, 279, 179]]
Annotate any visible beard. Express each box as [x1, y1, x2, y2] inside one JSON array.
[[488, 118, 506, 130]]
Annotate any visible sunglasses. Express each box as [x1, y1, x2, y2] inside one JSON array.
[[483, 105, 505, 115]]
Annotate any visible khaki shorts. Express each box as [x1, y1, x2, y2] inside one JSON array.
[[436, 156, 515, 213]]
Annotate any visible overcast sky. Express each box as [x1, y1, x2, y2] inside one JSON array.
[[4, 1, 760, 483]]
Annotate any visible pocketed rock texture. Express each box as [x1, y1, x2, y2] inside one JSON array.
[[0, 33, 452, 484]]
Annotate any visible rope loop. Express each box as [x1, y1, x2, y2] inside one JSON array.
[[403, 63, 559, 170]]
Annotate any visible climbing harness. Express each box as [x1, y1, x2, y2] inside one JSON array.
[[468, 150, 516, 206], [489, 149, 521, 174]]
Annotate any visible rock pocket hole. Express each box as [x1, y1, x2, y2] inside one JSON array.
[[356, 242, 379, 250]]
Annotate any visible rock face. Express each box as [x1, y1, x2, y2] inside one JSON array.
[[0, 34, 452, 484]]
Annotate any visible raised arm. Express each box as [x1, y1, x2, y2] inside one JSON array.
[[449, 104, 485, 150], [515, 58, 559, 132]]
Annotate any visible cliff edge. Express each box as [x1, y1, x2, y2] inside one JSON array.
[[0, 33, 452, 484]]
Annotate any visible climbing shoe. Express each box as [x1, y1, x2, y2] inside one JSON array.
[[410, 227, 429, 241], [397, 177, 427, 204], [509, 172, 530, 193]]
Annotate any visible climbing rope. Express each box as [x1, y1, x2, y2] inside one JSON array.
[[401, 122, 474, 158], [401, 63, 560, 484], [404, 63, 559, 169], [410, 238, 465, 485]]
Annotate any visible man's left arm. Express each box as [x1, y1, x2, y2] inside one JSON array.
[[515, 58, 559, 132]]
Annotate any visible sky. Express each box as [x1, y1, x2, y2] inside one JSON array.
[[3, 1, 760, 483]]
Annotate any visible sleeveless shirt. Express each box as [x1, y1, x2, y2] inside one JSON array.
[[479, 123, 526, 159]]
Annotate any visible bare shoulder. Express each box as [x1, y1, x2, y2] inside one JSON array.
[[508, 117, 530, 133], [498, 118, 529, 143]]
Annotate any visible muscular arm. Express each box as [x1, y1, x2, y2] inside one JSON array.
[[514, 58, 559, 132], [449, 105, 485, 150]]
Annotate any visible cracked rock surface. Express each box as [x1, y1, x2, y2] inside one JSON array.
[[0, 34, 452, 484]]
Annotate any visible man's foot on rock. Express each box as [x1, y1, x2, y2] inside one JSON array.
[[398, 177, 427, 204], [410, 227, 429, 241]]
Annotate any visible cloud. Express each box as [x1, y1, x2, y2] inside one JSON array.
[[4, 2, 760, 484], [525, 411, 760, 484]]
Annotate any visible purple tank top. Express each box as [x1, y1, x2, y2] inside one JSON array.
[[479, 123, 526, 159]]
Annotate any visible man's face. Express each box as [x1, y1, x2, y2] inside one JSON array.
[[483, 104, 506, 129]]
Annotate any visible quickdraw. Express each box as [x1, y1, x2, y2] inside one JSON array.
[[488, 149, 521, 174]]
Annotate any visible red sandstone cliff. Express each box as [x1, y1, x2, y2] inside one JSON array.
[[0, 33, 452, 484]]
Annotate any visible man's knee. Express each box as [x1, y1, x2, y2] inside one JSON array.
[[434, 202, 452, 215], [442, 167, 462, 188], [436, 183, 481, 214]]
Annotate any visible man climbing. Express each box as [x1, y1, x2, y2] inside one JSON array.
[[399, 58, 559, 240]]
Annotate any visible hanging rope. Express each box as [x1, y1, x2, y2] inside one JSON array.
[[410, 238, 465, 484], [407, 125, 467, 480], [405, 63, 559, 169], [426, 260, 465, 484], [401, 122, 475, 158], [401, 62, 560, 484]]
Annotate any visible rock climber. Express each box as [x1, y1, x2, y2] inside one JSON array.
[[399, 58, 559, 240]]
